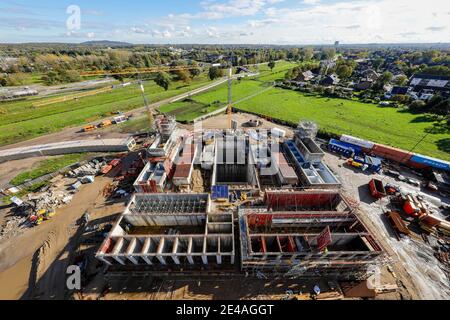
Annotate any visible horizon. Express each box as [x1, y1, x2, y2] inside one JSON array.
[[0, 0, 448, 44]]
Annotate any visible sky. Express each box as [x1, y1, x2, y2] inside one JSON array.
[[0, 0, 449, 44]]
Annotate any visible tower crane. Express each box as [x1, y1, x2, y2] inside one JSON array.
[[227, 67, 233, 129]]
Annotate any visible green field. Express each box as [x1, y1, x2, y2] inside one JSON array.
[[158, 61, 297, 121], [0, 74, 213, 147], [158, 61, 449, 161], [10, 153, 90, 186]]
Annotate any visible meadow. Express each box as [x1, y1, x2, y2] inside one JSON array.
[[0, 73, 213, 146], [158, 62, 449, 160]]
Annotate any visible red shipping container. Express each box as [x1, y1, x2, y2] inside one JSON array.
[[371, 143, 413, 164]]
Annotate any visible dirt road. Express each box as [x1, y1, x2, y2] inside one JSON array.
[[0, 176, 125, 299]]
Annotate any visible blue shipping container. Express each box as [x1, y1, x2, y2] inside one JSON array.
[[410, 154, 450, 171], [328, 139, 362, 157]]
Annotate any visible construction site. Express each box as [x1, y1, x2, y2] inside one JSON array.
[[0, 67, 449, 301]]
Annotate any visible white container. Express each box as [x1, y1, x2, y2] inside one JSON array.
[[271, 127, 286, 138], [340, 134, 374, 149]]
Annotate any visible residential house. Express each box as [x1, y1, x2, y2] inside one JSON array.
[[295, 70, 315, 82], [320, 74, 340, 86]]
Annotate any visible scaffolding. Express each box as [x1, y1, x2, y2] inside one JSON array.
[[128, 194, 209, 214], [238, 191, 387, 279]]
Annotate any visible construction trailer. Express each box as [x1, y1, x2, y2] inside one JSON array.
[[212, 132, 260, 191], [239, 191, 385, 279], [96, 193, 235, 270]]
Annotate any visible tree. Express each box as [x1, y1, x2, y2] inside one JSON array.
[[373, 71, 393, 90], [373, 58, 384, 71], [154, 72, 171, 91], [336, 64, 353, 79], [268, 61, 276, 71], [321, 48, 336, 60], [0, 75, 7, 87], [188, 61, 201, 78], [208, 67, 224, 81], [7, 72, 27, 86], [394, 75, 408, 86]]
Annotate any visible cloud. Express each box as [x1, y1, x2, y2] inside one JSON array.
[[427, 26, 446, 32], [303, 0, 320, 4]]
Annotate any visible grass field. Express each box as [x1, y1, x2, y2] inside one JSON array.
[[0, 74, 213, 147], [10, 153, 90, 186], [158, 61, 297, 120], [235, 89, 449, 161], [158, 61, 449, 161]]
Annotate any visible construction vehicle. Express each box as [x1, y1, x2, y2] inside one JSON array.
[[347, 155, 382, 173], [83, 125, 96, 132], [29, 209, 56, 226], [368, 179, 387, 199], [98, 119, 113, 128], [227, 68, 233, 129]]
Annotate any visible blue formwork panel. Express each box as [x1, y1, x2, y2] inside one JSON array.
[[211, 185, 229, 200]]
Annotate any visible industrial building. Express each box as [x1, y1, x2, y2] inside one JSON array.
[[97, 117, 385, 279], [239, 191, 385, 279], [96, 193, 235, 269]]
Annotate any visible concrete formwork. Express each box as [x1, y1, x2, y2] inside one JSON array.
[[96, 193, 235, 269], [284, 140, 341, 189], [212, 133, 260, 190], [239, 191, 385, 279]]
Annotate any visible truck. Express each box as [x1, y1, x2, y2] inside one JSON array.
[[98, 119, 112, 128], [83, 125, 96, 132], [347, 155, 382, 173], [369, 179, 387, 199]]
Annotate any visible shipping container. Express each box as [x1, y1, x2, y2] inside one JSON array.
[[328, 138, 362, 157], [340, 134, 375, 149], [410, 154, 450, 171], [371, 143, 413, 164], [271, 127, 286, 138]]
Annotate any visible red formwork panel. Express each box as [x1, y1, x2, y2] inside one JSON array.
[[247, 214, 273, 227], [265, 192, 341, 211], [173, 163, 192, 179], [100, 238, 115, 254]]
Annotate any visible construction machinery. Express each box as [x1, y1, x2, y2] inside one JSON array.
[[33, 86, 112, 107], [29, 209, 56, 226], [98, 119, 113, 128], [79, 65, 202, 77], [227, 68, 233, 129], [83, 125, 96, 132]]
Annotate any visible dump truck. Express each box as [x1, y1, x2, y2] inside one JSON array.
[[369, 179, 387, 199], [83, 125, 96, 132]]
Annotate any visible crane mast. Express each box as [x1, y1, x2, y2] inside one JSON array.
[[227, 67, 233, 129]]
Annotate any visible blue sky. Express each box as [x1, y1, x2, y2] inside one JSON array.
[[0, 0, 449, 44]]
